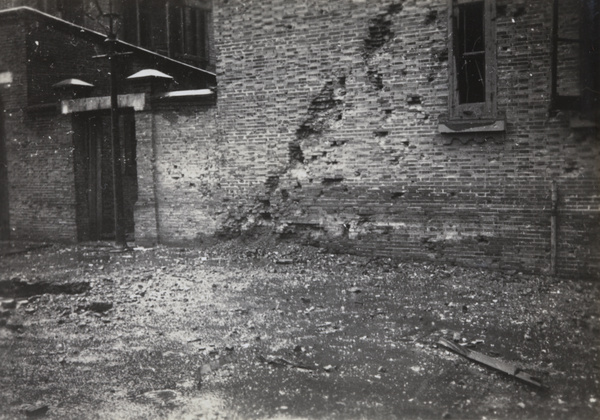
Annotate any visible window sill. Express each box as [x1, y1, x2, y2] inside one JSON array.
[[438, 119, 505, 134]]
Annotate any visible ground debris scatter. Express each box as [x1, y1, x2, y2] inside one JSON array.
[[0, 240, 598, 420]]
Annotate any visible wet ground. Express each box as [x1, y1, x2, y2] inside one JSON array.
[[0, 240, 599, 420]]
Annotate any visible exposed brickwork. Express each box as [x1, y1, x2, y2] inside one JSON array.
[[208, 0, 599, 279], [149, 99, 223, 244], [0, 1, 598, 280], [132, 110, 159, 246]]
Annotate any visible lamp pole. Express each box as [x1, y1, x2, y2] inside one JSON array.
[[107, 33, 128, 249]]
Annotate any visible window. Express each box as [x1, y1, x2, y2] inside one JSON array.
[[35, 0, 84, 24], [455, 2, 485, 104], [448, 0, 497, 120], [121, 0, 211, 68], [57, 0, 84, 24], [551, 0, 600, 116], [169, 5, 210, 66], [122, 0, 168, 53]]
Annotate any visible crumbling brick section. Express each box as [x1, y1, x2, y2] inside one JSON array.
[[210, 0, 600, 280], [364, 2, 404, 57], [296, 77, 346, 140]]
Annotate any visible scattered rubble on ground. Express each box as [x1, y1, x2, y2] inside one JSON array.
[[0, 239, 598, 420]]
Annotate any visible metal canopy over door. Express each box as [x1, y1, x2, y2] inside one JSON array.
[[73, 110, 137, 241]]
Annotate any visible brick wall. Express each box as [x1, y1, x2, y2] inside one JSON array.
[[7, 112, 78, 241], [135, 98, 222, 246], [0, 13, 118, 243], [205, 0, 600, 279], [1, 1, 598, 279], [0, 8, 217, 243], [0, 15, 78, 242]]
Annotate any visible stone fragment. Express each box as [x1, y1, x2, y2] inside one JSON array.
[[200, 363, 212, 375], [141, 389, 181, 406], [1, 299, 16, 309], [87, 302, 113, 313], [22, 404, 49, 417]]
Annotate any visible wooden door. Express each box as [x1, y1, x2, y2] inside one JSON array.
[[86, 115, 114, 240], [74, 111, 137, 241]]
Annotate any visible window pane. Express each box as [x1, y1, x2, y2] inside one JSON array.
[[185, 7, 198, 55], [458, 54, 485, 103], [458, 2, 485, 53], [169, 6, 184, 55], [456, 2, 485, 103], [196, 10, 208, 60], [139, 2, 153, 48], [122, 0, 139, 44]]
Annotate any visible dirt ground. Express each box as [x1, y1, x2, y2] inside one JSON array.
[[0, 239, 599, 420]]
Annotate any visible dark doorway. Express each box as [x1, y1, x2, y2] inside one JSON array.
[[73, 110, 138, 241], [0, 94, 9, 240]]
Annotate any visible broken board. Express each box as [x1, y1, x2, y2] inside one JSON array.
[[438, 338, 545, 389]]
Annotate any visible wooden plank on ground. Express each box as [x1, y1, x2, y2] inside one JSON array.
[[438, 338, 545, 389]]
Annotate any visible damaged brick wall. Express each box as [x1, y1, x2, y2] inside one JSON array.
[[134, 98, 225, 246], [2, 1, 598, 279], [210, 0, 600, 279]]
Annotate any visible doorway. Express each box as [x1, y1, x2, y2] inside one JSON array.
[[73, 110, 138, 241]]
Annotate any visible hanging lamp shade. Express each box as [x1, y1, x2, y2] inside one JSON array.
[[52, 78, 94, 88], [127, 69, 173, 80], [52, 78, 94, 99], [127, 69, 174, 94]]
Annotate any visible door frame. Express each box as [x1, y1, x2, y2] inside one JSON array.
[[72, 109, 138, 241]]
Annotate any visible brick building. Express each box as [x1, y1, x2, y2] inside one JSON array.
[[0, 2, 217, 244], [0, 0, 599, 279]]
